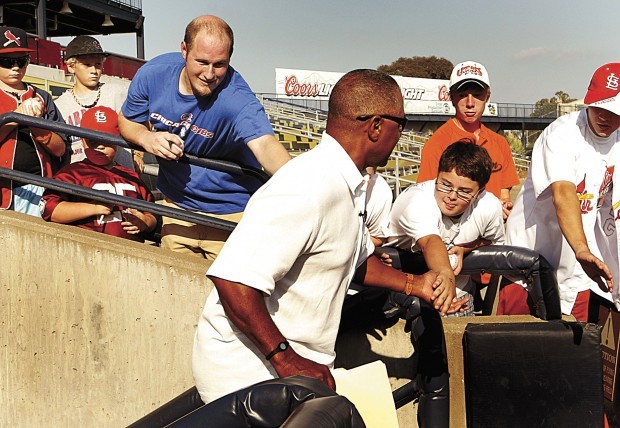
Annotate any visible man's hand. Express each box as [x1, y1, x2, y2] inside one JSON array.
[[576, 249, 614, 293], [133, 152, 145, 174], [269, 347, 336, 391], [430, 270, 457, 316], [408, 270, 456, 316], [141, 131, 184, 160], [501, 200, 513, 221]]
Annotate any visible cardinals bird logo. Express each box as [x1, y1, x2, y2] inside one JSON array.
[[3, 30, 21, 47], [576, 174, 594, 214]]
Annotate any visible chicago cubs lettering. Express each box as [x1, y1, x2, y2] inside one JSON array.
[[150, 112, 214, 139]]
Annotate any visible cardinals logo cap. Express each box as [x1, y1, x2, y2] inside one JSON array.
[[81, 106, 120, 136], [0, 27, 34, 54], [450, 61, 491, 91], [584, 63, 620, 116]]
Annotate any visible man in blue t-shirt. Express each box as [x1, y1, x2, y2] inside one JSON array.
[[119, 15, 291, 259]]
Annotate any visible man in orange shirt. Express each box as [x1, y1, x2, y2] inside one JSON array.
[[418, 61, 519, 220], [418, 61, 526, 315]]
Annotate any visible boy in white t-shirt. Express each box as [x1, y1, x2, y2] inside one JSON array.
[[386, 140, 505, 314], [55, 35, 142, 172]]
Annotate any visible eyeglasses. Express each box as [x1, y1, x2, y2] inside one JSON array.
[[435, 181, 482, 202], [0, 55, 29, 69], [356, 114, 407, 131]]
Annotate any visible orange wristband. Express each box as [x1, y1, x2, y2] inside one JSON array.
[[404, 273, 415, 295]]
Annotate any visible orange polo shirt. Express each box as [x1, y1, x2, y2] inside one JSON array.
[[417, 119, 520, 198]]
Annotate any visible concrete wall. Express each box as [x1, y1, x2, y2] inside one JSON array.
[[0, 210, 422, 427], [6, 210, 553, 427], [0, 211, 211, 427]]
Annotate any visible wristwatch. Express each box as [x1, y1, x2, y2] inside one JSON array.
[[266, 341, 290, 360]]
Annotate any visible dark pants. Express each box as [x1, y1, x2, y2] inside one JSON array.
[[413, 304, 449, 428]]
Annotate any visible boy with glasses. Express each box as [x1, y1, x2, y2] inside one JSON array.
[[0, 26, 66, 216], [385, 140, 504, 428], [417, 61, 519, 221], [386, 140, 505, 312]]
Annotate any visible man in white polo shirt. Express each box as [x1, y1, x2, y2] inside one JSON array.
[[192, 69, 467, 404]]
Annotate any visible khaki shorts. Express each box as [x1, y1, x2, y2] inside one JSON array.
[[159, 198, 242, 261]]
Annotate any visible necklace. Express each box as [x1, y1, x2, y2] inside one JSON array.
[[70, 83, 101, 109]]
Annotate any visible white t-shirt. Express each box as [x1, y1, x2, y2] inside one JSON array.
[[55, 82, 132, 169], [506, 109, 620, 314], [192, 133, 373, 404], [365, 173, 393, 240], [385, 180, 505, 292]]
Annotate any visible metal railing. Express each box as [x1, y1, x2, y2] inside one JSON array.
[[0, 113, 273, 232], [259, 93, 584, 121], [102, 0, 142, 11], [262, 97, 531, 193]]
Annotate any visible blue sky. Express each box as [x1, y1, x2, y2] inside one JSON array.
[[54, 0, 620, 104]]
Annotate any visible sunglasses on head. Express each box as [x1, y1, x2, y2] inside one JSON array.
[[0, 55, 29, 69]]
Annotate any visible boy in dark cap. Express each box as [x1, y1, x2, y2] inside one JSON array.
[[0, 26, 66, 216], [55, 35, 142, 172]]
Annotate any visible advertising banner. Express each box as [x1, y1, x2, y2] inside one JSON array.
[[275, 68, 497, 116]]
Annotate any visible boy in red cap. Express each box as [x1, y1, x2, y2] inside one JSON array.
[[40, 106, 156, 242], [506, 63, 620, 322], [0, 26, 66, 216]]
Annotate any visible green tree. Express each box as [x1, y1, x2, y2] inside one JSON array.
[[531, 91, 576, 118], [504, 131, 526, 155], [377, 56, 453, 79]]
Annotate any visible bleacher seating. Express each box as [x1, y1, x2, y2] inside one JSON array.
[[261, 96, 530, 196]]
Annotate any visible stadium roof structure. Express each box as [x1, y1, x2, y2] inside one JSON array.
[[0, 0, 145, 58]]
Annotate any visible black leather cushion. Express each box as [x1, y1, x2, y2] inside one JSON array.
[[380, 245, 561, 320], [464, 321, 603, 428], [166, 376, 365, 428]]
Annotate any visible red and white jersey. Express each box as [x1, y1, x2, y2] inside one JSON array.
[[40, 159, 155, 241]]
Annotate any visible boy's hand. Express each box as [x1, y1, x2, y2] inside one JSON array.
[[374, 250, 393, 267], [91, 201, 113, 216], [444, 295, 470, 315], [447, 246, 465, 275], [121, 208, 151, 234], [17, 98, 44, 118]]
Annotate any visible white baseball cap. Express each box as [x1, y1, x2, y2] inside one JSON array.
[[450, 61, 491, 91]]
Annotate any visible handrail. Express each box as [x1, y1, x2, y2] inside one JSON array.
[[0, 167, 236, 232], [0, 113, 270, 184]]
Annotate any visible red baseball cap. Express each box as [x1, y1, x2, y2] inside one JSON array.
[[584, 63, 620, 115], [81, 106, 120, 136]]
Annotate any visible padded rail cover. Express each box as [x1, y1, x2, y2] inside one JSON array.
[[167, 376, 365, 427], [381, 245, 562, 320], [464, 322, 603, 428]]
